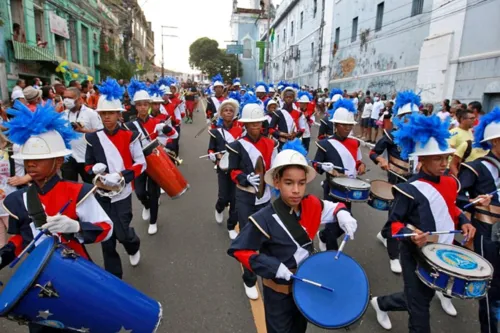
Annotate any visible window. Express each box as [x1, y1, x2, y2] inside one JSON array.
[[10, 0, 25, 39], [335, 27, 340, 47], [351, 17, 358, 42], [411, 0, 424, 16], [311, 42, 314, 59], [277, 34, 279, 48], [34, 4, 44, 44], [291, 21, 294, 37], [55, 35, 66, 58], [300, 11, 304, 29], [313, 0, 317, 18], [283, 28, 286, 43], [69, 21, 79, 63], [81, 25, 89, 67], [243, 38, 252, 59], [375, 2, 384, 31]]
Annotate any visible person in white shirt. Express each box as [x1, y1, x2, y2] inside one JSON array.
[[61, 87, 103, 183], [436, 99, 451, 121], [371, 94, 385, 143], [361, 96, 373, 140]]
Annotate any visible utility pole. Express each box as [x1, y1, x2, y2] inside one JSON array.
[[161, 26, 178, 77], [317, 0, 326, 88]]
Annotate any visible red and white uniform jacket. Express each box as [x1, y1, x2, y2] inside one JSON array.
[[208, 120, 243, 153], [170, 94, 184, 119], [206, 95, 227, 120], [164, 102, 181, 126], [85, 127, 146, 203], [125, 116, 178, 147], [0, 176, 113, 268], [228, 195, 347, 284], [313, 134, 363, 178]]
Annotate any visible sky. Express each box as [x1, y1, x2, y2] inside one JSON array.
[[140, 0, 234, 74]]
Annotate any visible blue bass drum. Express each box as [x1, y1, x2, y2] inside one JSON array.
[[328, 177, 371, 202], [0, 237, 162, 332], [417, 243, 493, 299], [293, 251, 370, 329]]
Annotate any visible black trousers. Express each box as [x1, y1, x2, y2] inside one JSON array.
[[302, 137, 310, 153], [319, 185, 351, 250], [97, 195, 141, 279], [174, 125, 181, 156], [236, 191, 268, 287], [134, 173, 160, 225], [61, 157, 92, 183], [263, 286, 308, 333], [216, 170, 238, 230], [376, 242, 435, 333], [381, 222, 400, 260]]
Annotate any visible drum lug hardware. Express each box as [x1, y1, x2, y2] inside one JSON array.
[[445, 276, 455, 296], [61, 248, 78, 259], [35, 281, 59, 298], [430, 271, 440, 279]]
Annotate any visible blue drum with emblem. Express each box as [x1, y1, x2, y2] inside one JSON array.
[[367, 180, 394, 211], [0, 237, 162, 332], [417, 243, 493, 299], [328, 177, 371, 202], [293, 251, 370, 329]]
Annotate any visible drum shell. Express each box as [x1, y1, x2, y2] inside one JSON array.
[[144, 140, 189, 199], [328, 177, 370, 202], [368, 180, 394, 211], [3, 239, 161, 332]]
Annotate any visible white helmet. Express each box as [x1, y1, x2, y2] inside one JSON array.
[[411, 137, 455, 157], [255, 85, 267, 93], [96, 95, 125, 112], [218, 99, 240, 118], [298, 94, 311, 103], [331, 108, 357, 125], [481, 122, 500, 143], [150, 94, 164, 103], [398, 102, 419, 116], [264, 149, 316, 186], [12, 130, 72, 160], [160, 85, 172, 95], [132, 90, 150, 103], [331, 94, 343, 103], [266, 99, 278, 111], [239, 103, 267, 123]]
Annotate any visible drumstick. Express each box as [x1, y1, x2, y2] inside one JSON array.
[[392, 230, 462, 238], [463, 189, 500, 209], [309, 160, 348, 171], [335, 235, 349, 260], [10, 200, 72, 268], [290, 275, 334, 292], [199, 150, 226, 159], [388, 169, 408, 181]]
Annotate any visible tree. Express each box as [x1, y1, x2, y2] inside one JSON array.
[[189, 37, 242, 82]]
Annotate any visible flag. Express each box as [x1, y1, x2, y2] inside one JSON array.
[[270, 28, 275, 43]]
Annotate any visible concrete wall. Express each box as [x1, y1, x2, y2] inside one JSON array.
[[328, 0, 433, 94], [460, 0, 500, 57]]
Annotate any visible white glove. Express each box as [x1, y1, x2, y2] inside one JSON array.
[[321, 162, 335, 172], [275, 263, 293, 281], [102, 173, 122, 187], [206, 118, 211, 125], [155, 123, 166, 133], [42, 215, 80, 234], [337, 210, 358, 240], [247, 173, 260, 187], [208, 152, 217, 162], [92, 163, 107, 175]]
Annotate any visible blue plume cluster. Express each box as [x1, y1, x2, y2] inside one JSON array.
[[98, 77, 124, 101], [393, 114, 451, 159], [473, 107, 500, 149], [228, 91, 241, 104], [211, 73, 223, 85], [239, 92, 259, 114], [290, 83, 300, 91], [283, 138, 307, 157], [148, 84, 163, 98], [127, 79, 147, 100], [277, 80, 288, 89], [394, 90, 421, 116], [157, 77, 169, 87], [334, 98, 356, 113], [329, 88, 343, 99], [255, 81, 269, 93], [6, 101, 79, 148], [232, 78, 241, 84], [298, 91, 313, 102], [269, 83, 274, 89]]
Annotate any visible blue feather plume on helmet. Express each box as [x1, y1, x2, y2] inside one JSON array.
[[97, 77, 124, 101], [298, 91, 313, 102], [329, 88, 343, 99], [127, 79, 147, 99], [393, 90, 421, 117], [232, 78, 241, 85], [473, 106, 500, 149], [157, 77, 170, 87], [6, 101, 79, 149], [239, 92, 259, 116], [255, 81, 269, 93], [211, 74, 223, 85], [148, 84, 164, 98], [393, 114, 451, 159], [329, 98, 356, 121], [277, 80, 288, 89], [228, 91, 242, 104]]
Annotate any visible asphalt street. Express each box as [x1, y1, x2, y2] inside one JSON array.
[[0, 100, 481, 333]]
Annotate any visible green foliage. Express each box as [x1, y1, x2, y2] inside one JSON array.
[[98, 47, 150, 80], [189, 37, 242, 82]]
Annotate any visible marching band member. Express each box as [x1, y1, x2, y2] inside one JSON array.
[[458, 106, 500, 333], [269, 87, 303, 152], [313, 99, 366, 251], [318, 89, 342, 140], [207, 95, 243, 239], [0, 102, 113, 333], [227, 93, 277, 300], [206, 74, 226, 124], [255, 81, 270, 109], [84, 78, 145, 279], [268, 84, 276, 100], [149, 84, 168, 122], [370, 114, 487, 332], [297, 91, 315, 153], [369, 91, 420, 274], [232, 78, 241, 92], [125, 81, 178, 235], [228, 140, 358, 333]]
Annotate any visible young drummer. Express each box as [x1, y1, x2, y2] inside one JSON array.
[[458, 107, 500, 333], [269, 87, 303, 152], [297, 91, 314, 153], [0, 102, 113, 333], [206, 74, 227, 124], [318, 89, 343, 140], [84, 78, 145, 279], [313, 99, 366, 251], [370, 114, 489, 332], [207, 96, 243, 239], [227, 93, 277, 300], [228, 141, 358, 333], [125, 81, 178, 235]]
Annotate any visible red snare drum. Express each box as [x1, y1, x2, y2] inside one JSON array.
[[143, 139, 190, 199]]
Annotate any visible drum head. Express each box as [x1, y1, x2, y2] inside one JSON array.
[[142, 139, 160, 156], [293, 251, 370, 329], [0, 237, 56, 315], [422, 243, 493, 278], [370, 180, 394, 199], [255, 156, 265, 199], [333, 177, 371, 189]]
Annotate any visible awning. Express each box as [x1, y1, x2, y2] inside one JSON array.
[[55, 56, 90, 75], [12, 40, 57, 62]]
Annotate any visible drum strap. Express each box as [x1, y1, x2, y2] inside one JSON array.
[[26, 185, 46, 228], [272, 198, 313, 252]]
